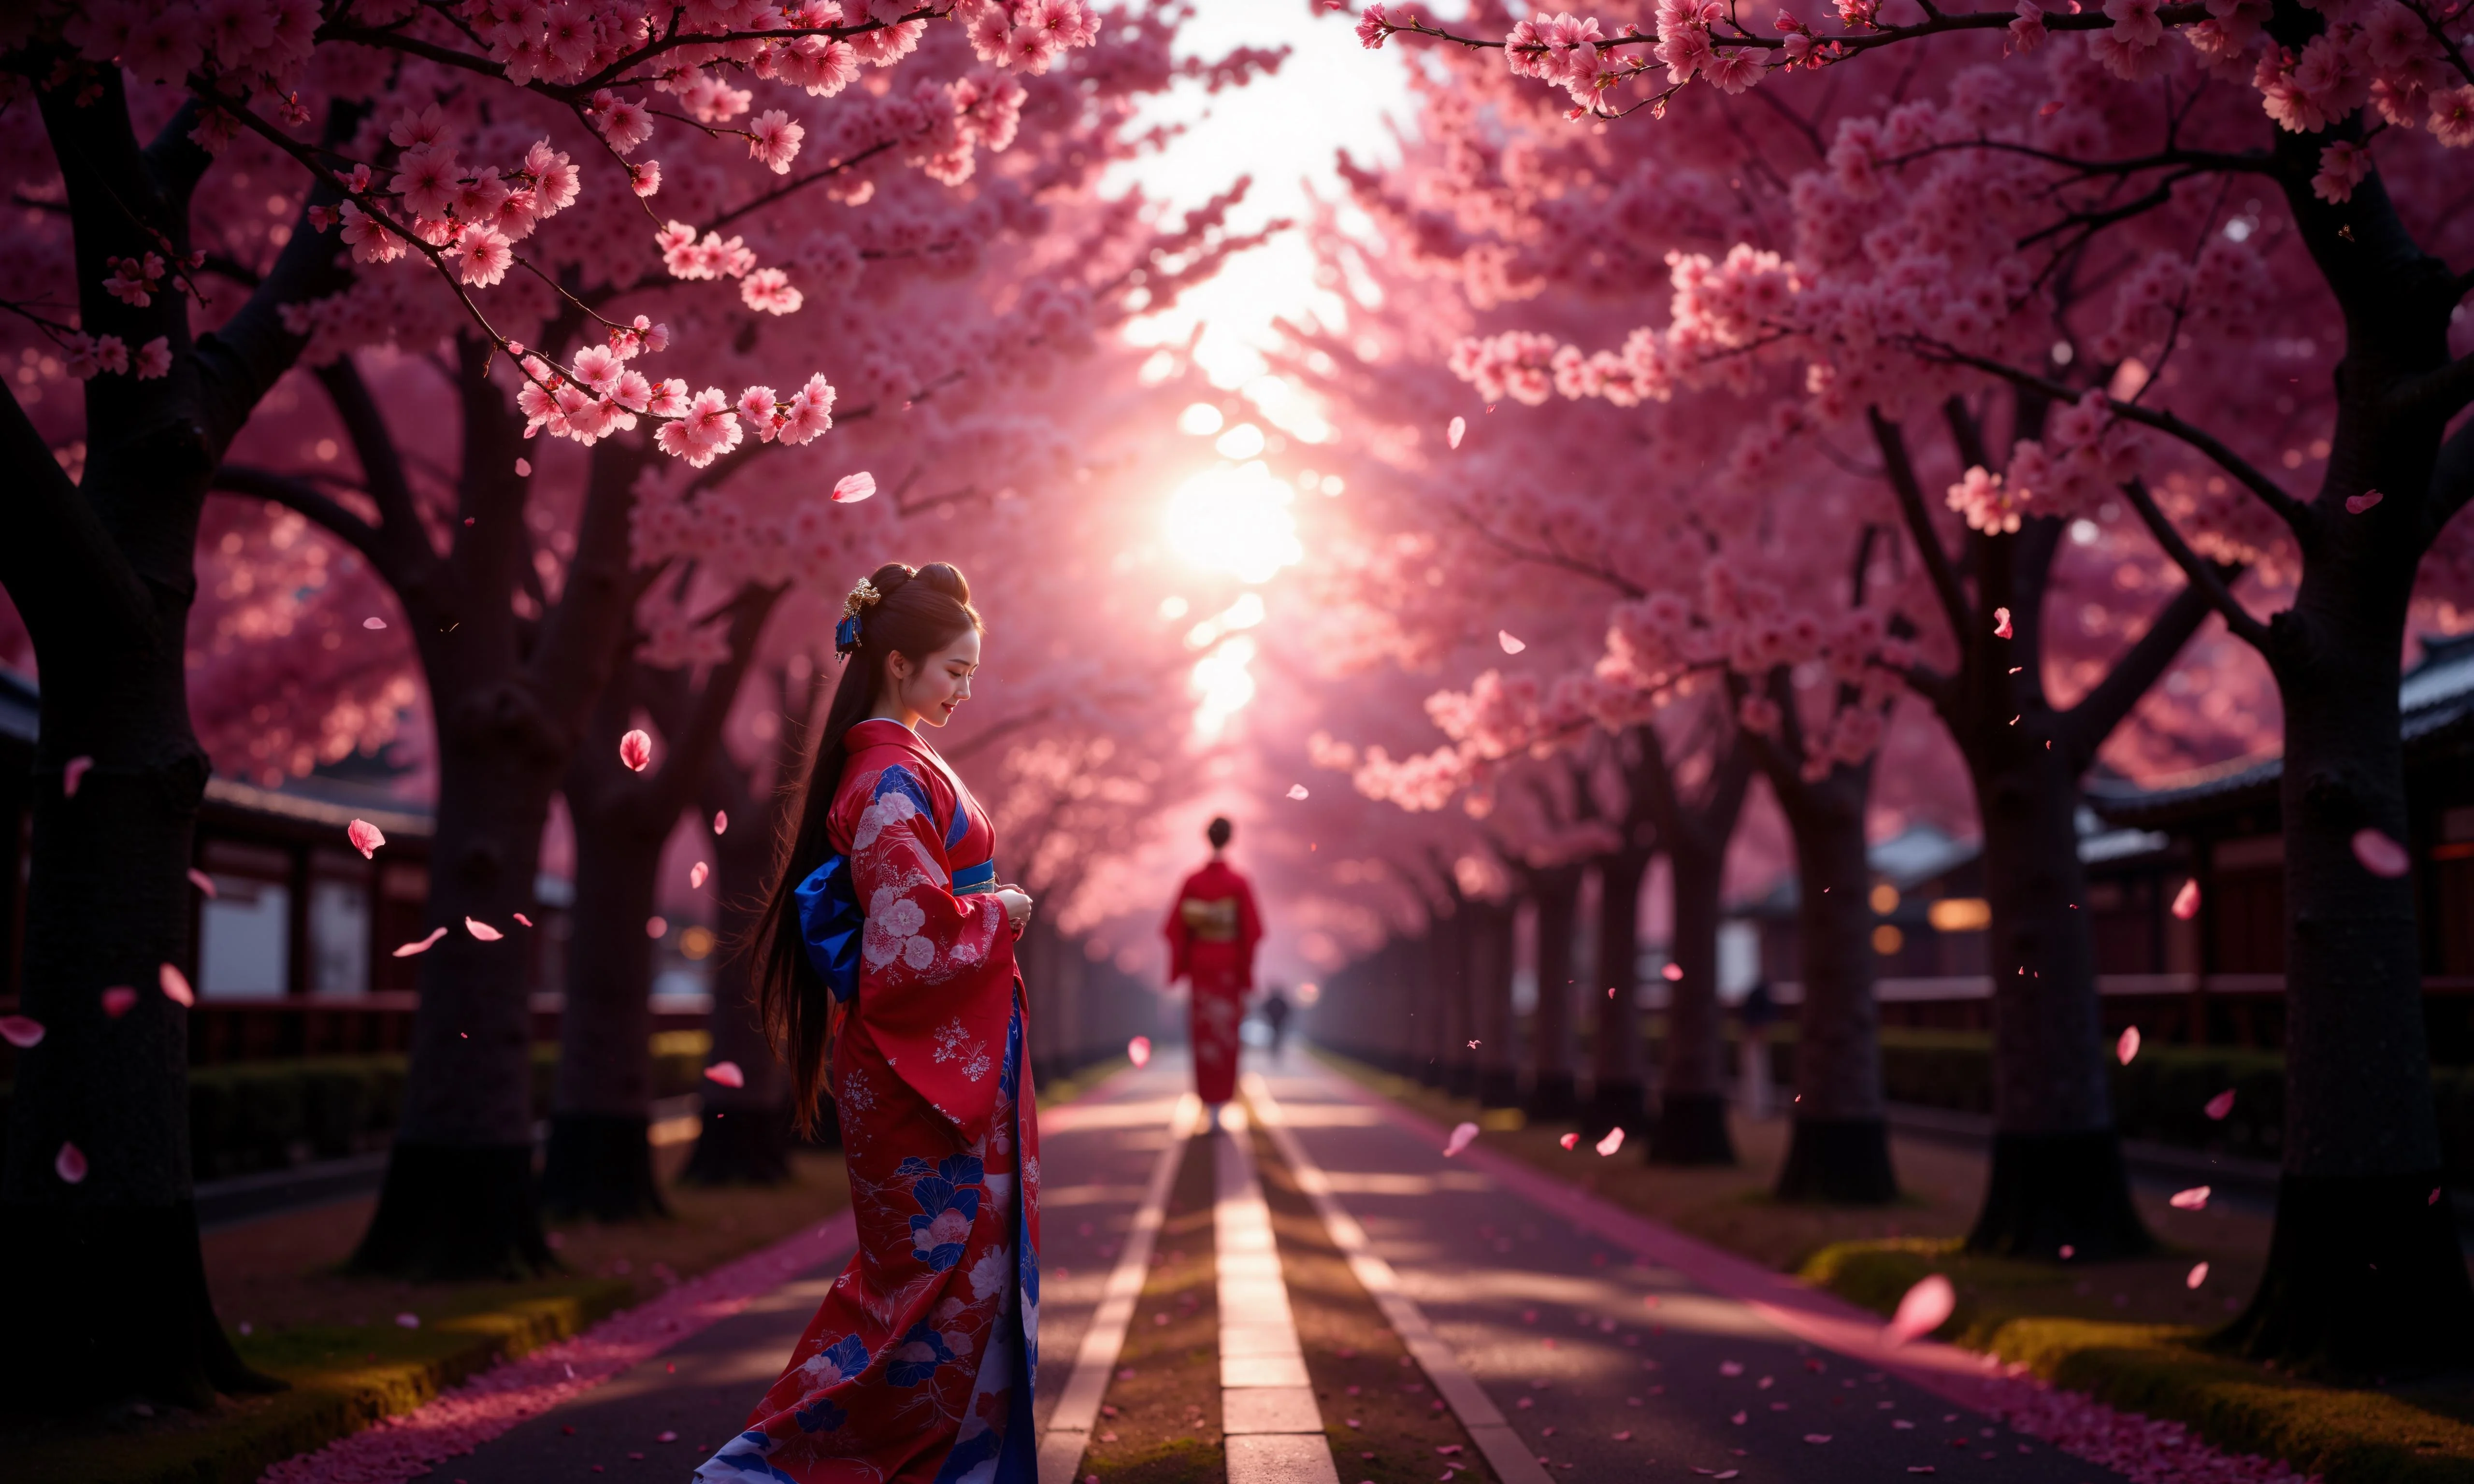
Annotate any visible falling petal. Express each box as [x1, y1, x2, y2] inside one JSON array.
[[187, 867, 217, 899], [2185, 1261, 2209, 1290], [619, 728, 654, 772], [690, 861, 709, 889], [1286, 784, 1310, 800], [348, 818, 387, 859], [1993, 606, 2014, 639], [2170, 878, 2199, 920], [1803, 1435, 1833, 1444], [465, 916, 504, 942], [159, 963, 194, 1008], [647, 915, 668, 939], [1443, 1121, 1480, 1157], [658, 1431, 678, 1443], [1467, 1039, 1480, 1049], [0, 1015, 43, 1049], [2432, 1187, 2444, 1206], [713, 810, 729, 835], [396, 1312, 421, 1328], [1558, 1132, 1580, 1150], [2204, 1089, 2236, 1120], [514, 913, 534, 928], [392, 927, 449, 958], [2352, 828, 2410, 878], [1661, 962, 1683, 981], [1127, 1035, 1152, 1068], [1884, 1273, 1955, 1345], [63, 756, 92, 797], [2345, 488, 2383, 514], [1596, 1127, 1625, 1156], [705, 1061, 747, 1089], [101, 986, 138, 1018], [364, 616, 388, 629], [831, 471, 876, 503], [2115, 1026, 2141, 1066], [2169, 1185, 2211, 1211], [55, 1142, 87, 1184], [1445, 415, 1467, 450], [1498, 630, 1526, 654], [2059, 1244, 2075, 1259]]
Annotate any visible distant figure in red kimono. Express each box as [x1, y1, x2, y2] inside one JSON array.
[[1164, 817, 1263, 1110], [706, 563, 1039, 1484]]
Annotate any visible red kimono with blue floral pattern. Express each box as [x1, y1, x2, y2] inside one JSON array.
[[697, 720, 1038, 1484]]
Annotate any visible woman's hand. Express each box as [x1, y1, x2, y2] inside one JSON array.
[[996, 886, 1034, 935]]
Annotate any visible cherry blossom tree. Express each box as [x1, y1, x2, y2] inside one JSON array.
[[1360, 0, 2474, 1369]]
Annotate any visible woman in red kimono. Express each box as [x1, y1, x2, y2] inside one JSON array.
[[704, 563, 1037, 1484], [1163, 816, 1262, 1112]]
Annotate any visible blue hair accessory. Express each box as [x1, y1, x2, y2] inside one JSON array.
[[834, 574, 882, 656], [834, 613, 863, 654]]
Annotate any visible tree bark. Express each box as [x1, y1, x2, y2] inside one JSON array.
[[1639, 720, 1756, 1168], [1470, 900, 1522, 1108], [1523, 863, 1583, 1119], [682, 736, 805, 1180], [1582, 844, 1652, 1140], [0, 79, 355, 1407]]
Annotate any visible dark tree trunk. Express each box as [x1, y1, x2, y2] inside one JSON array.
[[1470, 901, 1522, 1108], [0, 81, 355, 1408], [1411, 930, 1447, 1087], [1582, 845, 1652, 1141], [1769, 756, 1897, 1205], [1438, 890, 1478, 1099], [2219, 526, 2474, 1375], [1653, 826, 1740, 1166], [1523, 863, 1583, 1119]]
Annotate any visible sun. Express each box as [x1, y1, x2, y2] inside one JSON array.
[[1164, 458, 1301, 585]]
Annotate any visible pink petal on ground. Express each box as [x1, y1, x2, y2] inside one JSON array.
[[2168, 1185, 2211, 1211], [393, 927, 449, 958], [2186, 1261, 2209, 1290], [1287, 784, 1310, 800], [2345, 488, 2383, 514], [396, 1313, 421, 1328], [2352, 828, 2410, 878], [0, 1015, 44, 1049], [1993, 606, 2013, 639], [657, 1430, 677, 1443], [159, 963, 195, 1008], [619, 728, 654, 772], [187, 867, 217, 898], [705, 1061, 746, 1089], [1596, 1127, 1626, 1156], [2204, 1089, 2236, 1120], [2115, 1026, 2140, 1066], [364, 616, 389, 629], [713, 810, 729, 835], [831, 471, 876, 503], [1804, 1434, 1833, 1443], [1499, 630, 1526, 654], [514, 913, 534, 928], [1884, 1273, 1956, 1345], [101, 986, 138, 1017], [55, 1142, 87, 1184], [1443, 1121, 1480, 1158], [1447, 415, 1466, 449], [1559, 1132, 1581, 1150], [63, 756, 92, 796], [690, 862, 709, 889], [465, 916, 504, 942], [1127, 1035, 1151, 1068], [348, 818, 387, 859], [2170, 878, 2199, 920]]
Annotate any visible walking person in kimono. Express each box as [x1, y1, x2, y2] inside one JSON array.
[[699, 562, 1038, 1484], [1163, 817, 1263, 1123]]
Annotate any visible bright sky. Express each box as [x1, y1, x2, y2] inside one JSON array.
[[1109, 2, 1425, 431]]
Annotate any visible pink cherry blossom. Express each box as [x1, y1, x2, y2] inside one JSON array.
[[831, 471, 877, 503], [653, 388, 743, 467], [748, 109, 806, 173], [739, 268, 804, 315], [618, 729, 654, 771], [133, 337, 171, 380]]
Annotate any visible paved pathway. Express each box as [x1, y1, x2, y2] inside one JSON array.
[[435, 1059, 1191, 1482], [1248, 1059, 2132, 1484]]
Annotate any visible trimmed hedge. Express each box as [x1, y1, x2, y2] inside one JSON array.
[[0, 1030, 712, 1183]]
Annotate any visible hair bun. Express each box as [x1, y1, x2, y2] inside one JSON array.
[[914, 562, 971, 605]]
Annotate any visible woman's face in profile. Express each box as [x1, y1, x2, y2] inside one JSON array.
[[892, 628, 981, 728]]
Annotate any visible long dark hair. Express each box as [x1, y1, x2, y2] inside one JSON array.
[[755, 561, 981, 1134]]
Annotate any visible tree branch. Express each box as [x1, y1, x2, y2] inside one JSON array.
[[0, 386, 150, 644], [315, 353, 437, 573], [210, 464, 391, 571], [1868, 408, 1971, 643], [2057, 562, 2240, 767], [2116, 476, 2272, 652]]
